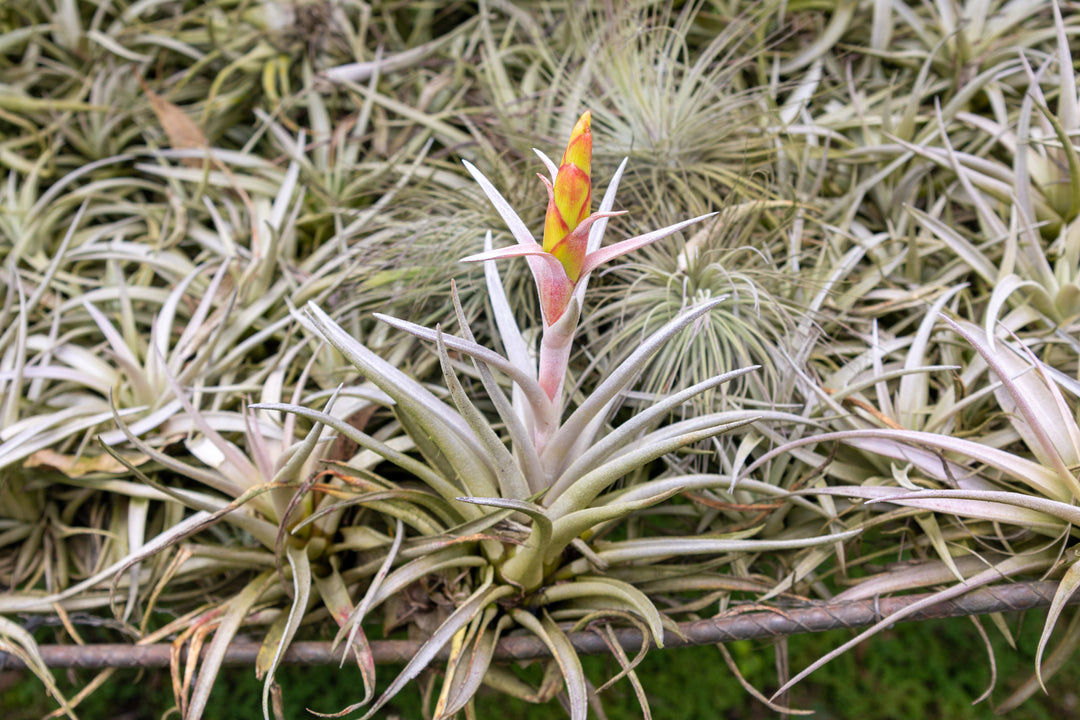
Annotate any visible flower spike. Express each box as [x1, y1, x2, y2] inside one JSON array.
[[460, 109, 716, 408], [542, 111, 593, 281]]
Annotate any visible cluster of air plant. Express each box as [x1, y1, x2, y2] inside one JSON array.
[[735, 3, 1080, 705], [15, 0, 1080, 716], [0, 30, 475, 713], [256, 111, 854, 719]]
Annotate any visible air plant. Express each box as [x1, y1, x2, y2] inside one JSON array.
[[264, 111, 856, 719], [742, 306, 1080, 708]]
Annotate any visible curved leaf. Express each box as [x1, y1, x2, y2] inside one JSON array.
[[186, 571, 275, 720], [456, 496, 552, 589], [1036, 558, 1080, 691], [547, 417, 757, 518], [260, 544, 311, 720], [547, 488, 681, 563], [543, 297, 728, 472], [352, 575, 514, 720], [511, 610, 588, 720], [541, 577, 665, 648], [548, 368, 758, 499], [436, 328, 529, 499]]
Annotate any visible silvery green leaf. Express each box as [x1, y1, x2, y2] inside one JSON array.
[[480, 231, 535, 381], [510, 610, 588, 720], [542, 576, 665, 647], [354, 577, 515, 720], [304, 302, 498, 498], [374, 311, 555, 435], [334, 518, 404, 699], [833, 553, 1016, 603], [366, 550, 488, 611], [549, 367, 758, 498], [1036, 558, 1080, 692], [440, 613, 512, 718], [456, 496, 552, 589], [261, 544, 311, 720], [897, 285, 965, 430], [547, 416, 756, 517], [0, 508, 213, 615], [461, 159, 536, 248], [544, 297, 728, 473], [450, 283, 545, 493], [436, 328, 530, 499], [547, 488, 680, 562], [585, 528, 861, 565], [866, 488, 1080, 526]]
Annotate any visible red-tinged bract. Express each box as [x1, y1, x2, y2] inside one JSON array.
[[542, 111, 592, 282]]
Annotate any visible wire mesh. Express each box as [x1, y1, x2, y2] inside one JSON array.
[[1, 580, 1072, 670]]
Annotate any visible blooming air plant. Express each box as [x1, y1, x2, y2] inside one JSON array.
[[262, 112, 856, 719]]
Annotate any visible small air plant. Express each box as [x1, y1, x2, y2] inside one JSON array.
[[746, 308, 1080, 708], [266, 111, 858, 719]]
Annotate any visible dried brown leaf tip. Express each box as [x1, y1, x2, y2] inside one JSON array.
[[136, 70, 208, 168]]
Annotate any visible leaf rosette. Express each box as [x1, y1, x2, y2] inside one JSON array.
[[263, 113, 857, 719]]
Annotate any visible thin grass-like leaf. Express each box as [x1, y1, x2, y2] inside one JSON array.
[[260, 544, 311, 720], [510, 610, 588, 720], [347, 574, 514, 720], [0, 616, 76, 719], [772, 550, 1059, 700], [1035, 558, 1080, 691], [333, 517, 402, 695], [185, 571, 275, 720]]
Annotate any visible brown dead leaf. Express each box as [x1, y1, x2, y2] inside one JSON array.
[[26, 448, 149, 477], [137, 71, 208, 168]]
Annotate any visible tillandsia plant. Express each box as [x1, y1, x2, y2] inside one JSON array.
[[261, 111, 858, 719]]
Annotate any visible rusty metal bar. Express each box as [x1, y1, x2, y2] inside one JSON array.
[[1, 581, 1072, 670]]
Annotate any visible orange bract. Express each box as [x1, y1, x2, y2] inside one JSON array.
[[542, 112, 593, 281]]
